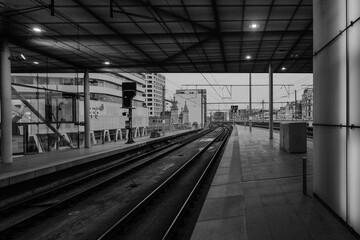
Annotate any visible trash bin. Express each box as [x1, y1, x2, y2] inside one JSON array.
[[280, 122, 307, 153]]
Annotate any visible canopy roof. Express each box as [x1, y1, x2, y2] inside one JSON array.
[[1, 0, 313, 73]]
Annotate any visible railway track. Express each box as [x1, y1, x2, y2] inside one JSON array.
[[0, 129, 202, 210], [0, 125, 231, 240], [98, 126, 231, 240]]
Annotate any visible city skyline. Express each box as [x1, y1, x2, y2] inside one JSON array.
[[163, 73, 313, 112]]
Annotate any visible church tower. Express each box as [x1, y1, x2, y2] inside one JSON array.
[[182, 101, 190, 125], [170, 97, 179, 126]]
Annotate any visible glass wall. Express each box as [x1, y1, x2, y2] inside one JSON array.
[[2, 74, 149, 156]]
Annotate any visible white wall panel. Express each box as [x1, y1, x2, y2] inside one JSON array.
[[348, 0, 360, 125], [313, 41, 346, 125], [313, 0, 346, 125], [315, 0, 360, 232], [348, 128, 360, 232], [347, 0, 360, 231], [314, 126, 347, 219], [313, 0, 346, 50]]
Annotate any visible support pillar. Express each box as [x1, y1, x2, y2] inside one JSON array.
[[84, 70, 91, 148], [269, 62, 273, 139], [314, 0, 360, 233], [249, 73, 252, 132], [0, 37, 12, 163]]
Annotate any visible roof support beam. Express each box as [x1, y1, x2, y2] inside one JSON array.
[[74, 0, 166, 71], [120, 56, 312, 70], [9, 37, 83, 70], [181, 0, 214, 72], [275, 20, 313, 72], [211, 0, 227, 72], [160, 34, 216, 66], [134, 0, 204, 72], [239, 0, 246, 72], [113, 2, 181, 71], [266, 0, 303, 72], [251, 0, 275, 73]]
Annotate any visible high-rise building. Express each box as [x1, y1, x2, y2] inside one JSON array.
[[143, 73, 166, 117], [174, 89, 207, 127]]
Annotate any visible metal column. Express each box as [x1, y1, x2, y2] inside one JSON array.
[[0, 38, 13, 163], [162, 86, 165, 136], [84, 70, 91, 148], [200, 91, 203, 129], [249, 73, 252, 132], [269, 62, 274, 139]]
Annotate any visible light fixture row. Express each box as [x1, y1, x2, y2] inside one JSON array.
[[29, 24, 267, 69]]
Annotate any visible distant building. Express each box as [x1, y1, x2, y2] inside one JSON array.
[[213, 111, 225, 123], [301, 88, 313, 120], [143, 73, 166, 117], [284, 101, 302, 120], [238, 109, 249, 121], [276, 107, 286, 120], [174, 89, 207, 127], [149, 100, 190, 131]]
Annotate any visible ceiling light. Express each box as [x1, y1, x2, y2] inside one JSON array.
[[104, 61, 110, 65], [20, 54, 26, 60], [33, 61, 39, 65], [32, 27, 42, 32], [281, 67, 287, 71], [249, 23, 259, 29], [245, 55, 252, 60]]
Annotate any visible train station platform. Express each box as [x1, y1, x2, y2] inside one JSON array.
[[0, 129, 193, 188], [190, 125, 358, 240]]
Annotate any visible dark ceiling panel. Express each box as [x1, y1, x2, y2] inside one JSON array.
[[1, 0, 313, 73]]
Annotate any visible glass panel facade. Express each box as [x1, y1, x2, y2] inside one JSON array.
[[1, 74, 149, 156]]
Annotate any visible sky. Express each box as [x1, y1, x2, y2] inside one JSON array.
[[162, 73, 313, 112]]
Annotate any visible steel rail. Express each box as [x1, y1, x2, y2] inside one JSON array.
[[0, 129, 211, 236], [162, 125, 232, 239], [97, 127, 227, 240]]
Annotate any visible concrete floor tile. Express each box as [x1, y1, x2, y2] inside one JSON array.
[[263, 205, 298, 222], [245, 196, 263, 209], [198, 195, 245, 221], [192, 127, 359, 240], [246, 223, 274, 240], [190, 216, 247, 240], [311, 233, 359, 240], [260, 194, 291, 207], [268, 219, 312, 240], [243, 184, 260, 197], [245, 208, 267, 224], [208, 182, 243, 198]]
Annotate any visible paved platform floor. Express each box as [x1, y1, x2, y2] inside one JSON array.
[[190, 125, 358, 240], [0, 130, 192, 187]]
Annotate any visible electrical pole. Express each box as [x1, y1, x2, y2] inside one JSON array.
[[201, 90, 203, 128], [295, 90, 297, 120], [262, 100, 264, 121], [269, 62, 274, 139], [249, 73, 252, 132], [162, 86, 165, 136]]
